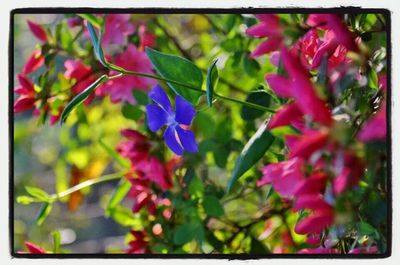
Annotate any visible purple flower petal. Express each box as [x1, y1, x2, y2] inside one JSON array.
[[149, 85, 173, 113], [164, 125, 183, 155], [176, 126, 198, 153], [175, 95, 196, 125], [146, 104, 168, 132]]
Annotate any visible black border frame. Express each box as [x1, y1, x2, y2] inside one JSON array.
[[9, 7, 392, 259]]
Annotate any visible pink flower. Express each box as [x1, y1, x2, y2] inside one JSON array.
[[246, 14, 283, 58], [117, 129, 150, 163], [135, 157, 173, 191], [64, 59, 92, 81], [265, 74, 292, 98], [98, 44, 156, 104], [281, 49, 333, 126], [348, 246, 378, 254], [357, 103, 387, 142], [257, 158, 305, 198], [64, 59, 101, 104], [128, 178, 157, 214], [298, 246, 339, 254], [332, 151, 365, 195], [102, 14, 135, 47], [268, 103, 303, 130], [23, 49, 44, 74], [292, 29, 322, 69], [307, 15, 358, 69], [27, 20, 48, 42]]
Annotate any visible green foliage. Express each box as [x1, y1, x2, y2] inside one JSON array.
[[60, 75, 109, 124], [202, 195, 224, 217], [105, 179, 132, 216], [240, 90, 271, 120], [227, 121, 275, 192], [206, 59, 219, 106], [145, 48, 203, 104]]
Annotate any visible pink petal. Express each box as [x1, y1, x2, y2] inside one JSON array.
[[27, 20, 48, 42]]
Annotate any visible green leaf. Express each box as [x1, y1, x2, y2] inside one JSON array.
[[25, 186, 50, 201], [78, 14, 103, 29], [86, 21, 107, 67], [206, 59, 219, 106], [132, 90, 149, 105], [173, 224, 197, 245], [60, 75, 108, 125], [205, 231, 224, 252], [202, 195, 224, 217], [368, 70, 379, 89], [227, 120, 275, 193], [250, 236, 270, 254], [99, 139, 130, 168], [243, 55, 261, 76], [108, 206, 143, 229], [240, 90, 271, 120], [36, 202, 53, 226], [16, 196, 35, 205], [122, 104, 144, 121], [188, 175, 204, 197], [106, 179, 132, 216], [145, 48, 203, 104], [52, 231, 61, 253]]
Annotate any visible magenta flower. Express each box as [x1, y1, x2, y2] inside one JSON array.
[[246, 14, 283, 58], [293, 194, 334, 235], [102, 14, 135, 47], [267, 102, 303, 130], [146, 85, 198, 156], [14, 74, 36, 113], [357, 103, 387, 142], [98, 44, 155, 104], [23, 49, 44, 75], [27, 20, 48, 42], [257, 157, 305, 198]]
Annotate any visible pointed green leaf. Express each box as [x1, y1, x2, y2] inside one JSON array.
[[206, 59, 218, 106], [25, 186, 50, 201], [145, 48, 203, 104], [60, 74, 108, 125], [16, 196, 35, 205], [227, 120, 275, 193], [36, 202, 53, 226], [78, 14, 103, 29], [106, 179, 132, 216], [52, 231, 61, 253], [173, 224, 197, 245], [99, 139, 130, 168], [86, 21, 107, 67]]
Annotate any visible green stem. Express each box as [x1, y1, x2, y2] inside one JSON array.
[[50, 172, 125, 201], [106, 63, 275, 113]]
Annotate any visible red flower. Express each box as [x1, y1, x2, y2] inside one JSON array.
[[18, 241, 47, 254], [138, 24, 156, 50], [288, 129, 330, 159], [117, 129, 150, 163], [246, 14, 283, 58], [23, 49, 44, 75], [126, 230, 149, 254], [27, 20, 48, 42], [293, 194, 334, 235], [14, 74, 36, 113]]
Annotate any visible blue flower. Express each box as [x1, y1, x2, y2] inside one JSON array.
[[146, 85, 198, 155]]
